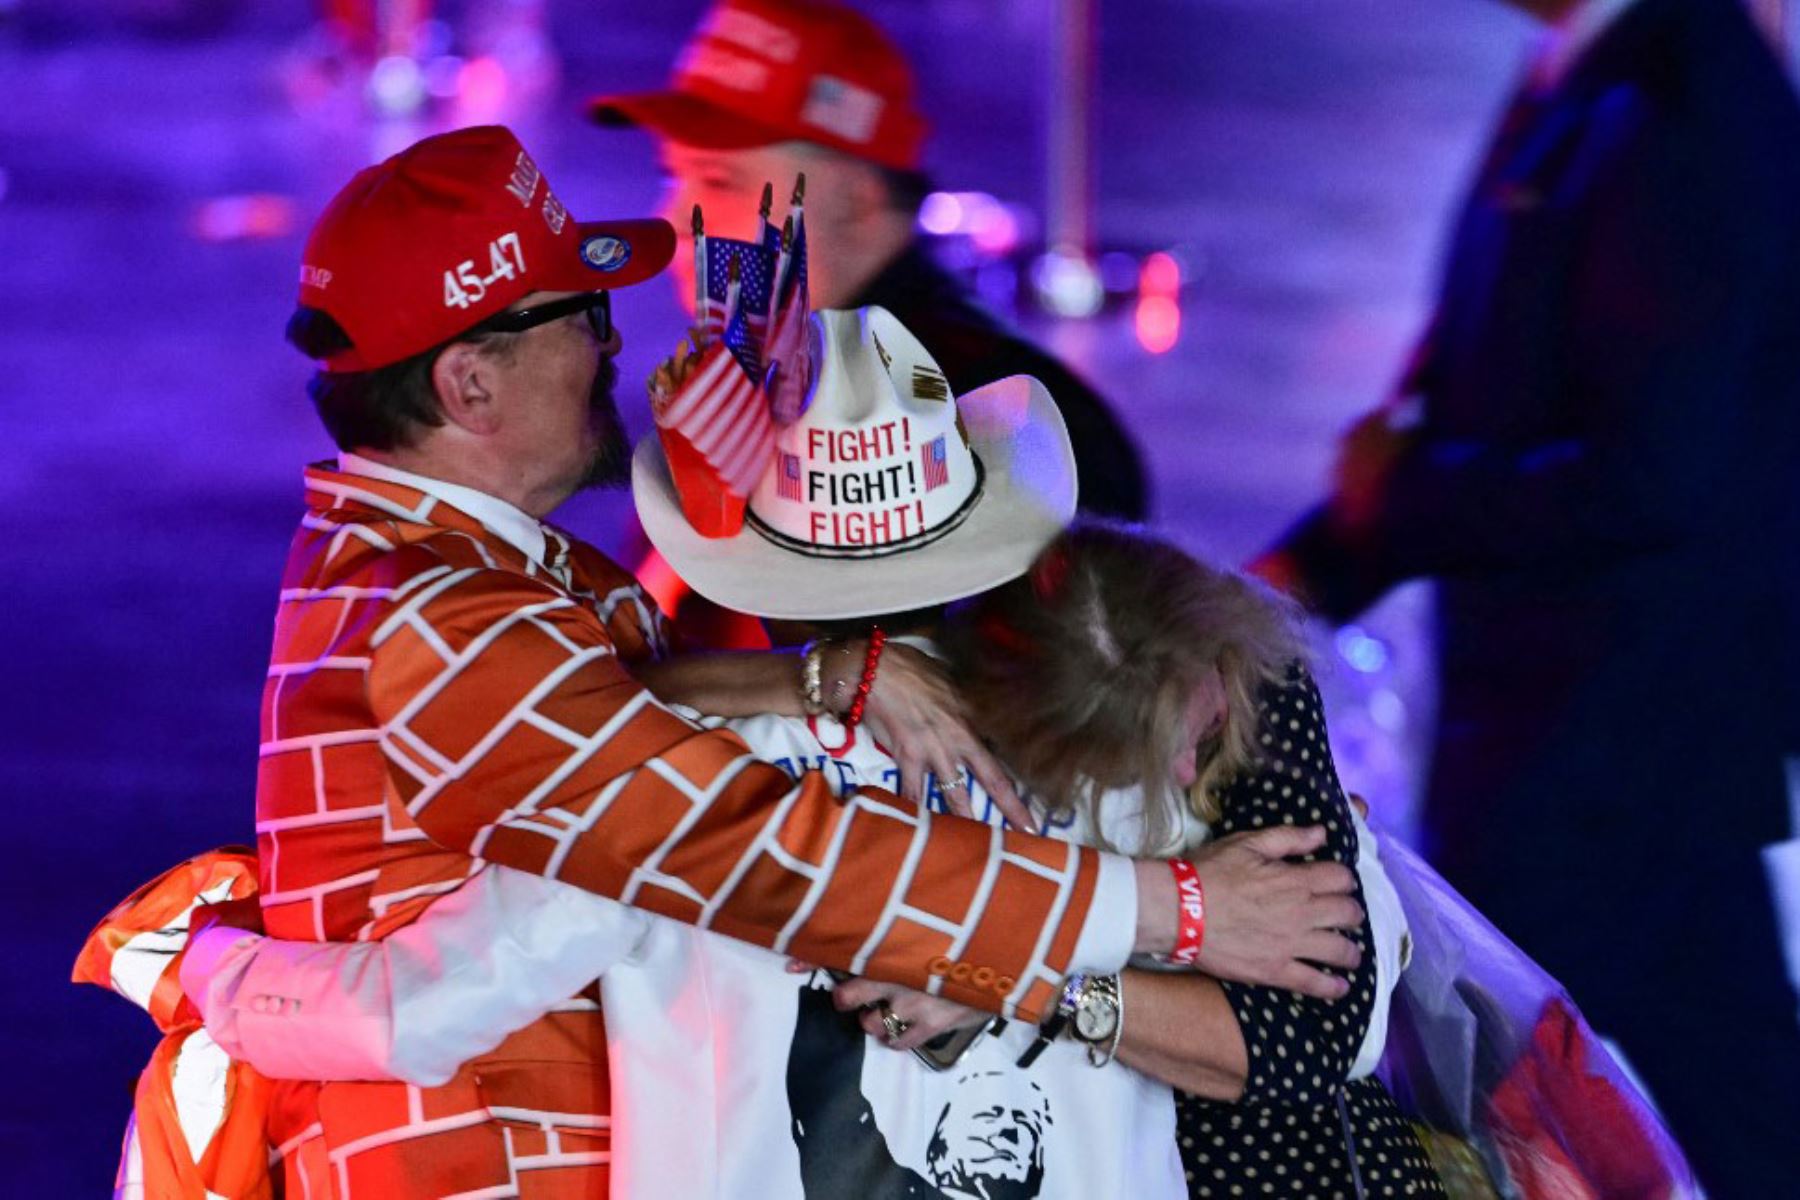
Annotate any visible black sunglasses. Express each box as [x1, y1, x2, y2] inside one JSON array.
[[472, 291, 612, 343]]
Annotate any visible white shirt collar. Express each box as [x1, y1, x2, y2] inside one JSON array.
[[336, 452, 549, 568], [1536, 0, 1644, 90]]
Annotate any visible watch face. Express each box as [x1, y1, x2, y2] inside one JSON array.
[[1074, 997, 1116, 1042]]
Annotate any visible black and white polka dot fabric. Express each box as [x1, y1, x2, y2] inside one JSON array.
[[1174, 665, 1444, 1197]]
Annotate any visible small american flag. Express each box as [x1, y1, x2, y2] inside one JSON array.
[[921, 435, 949, 491], [658, 340, 774, 499], [763, 211, 812, 424], [776, 452, 803, 501], [699, 236, 775, 373]]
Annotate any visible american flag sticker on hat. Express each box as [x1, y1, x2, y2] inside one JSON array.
[[921, 435, 949, 491], [801, 75, 883, 143], [777, 452, 803, 501]]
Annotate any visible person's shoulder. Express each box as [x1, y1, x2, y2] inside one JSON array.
[[1258, 659, 1320, 708], [316, 531, 578, 637], [1247, 660, 1332, 755]]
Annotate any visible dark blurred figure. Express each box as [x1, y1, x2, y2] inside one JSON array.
[[1254, 0, 1800, 1190], [589, 0, 1149, 522]]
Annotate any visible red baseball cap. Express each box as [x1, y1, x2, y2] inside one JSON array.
[[297, 125, 675, 372], [587, 0, 928, 172]]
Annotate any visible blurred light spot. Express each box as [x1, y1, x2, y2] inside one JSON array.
[[1033, 250, 1103, 319], [919, 191, 962, 236], [194, 194, 298, 243], [1335, 625, 1390, 674], [1141, 250, 1182, 294], [970, 204, 1019, 256], [1134, 251, 1183, 353], [369, 55, 426, 115], [456, 56, 511, 121], [918, 191, 1020, 256], [1369, 688, 1406, 733], [1134, 295, 1179, 354]]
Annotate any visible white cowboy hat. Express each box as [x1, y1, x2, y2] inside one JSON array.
[[633, 305, 1078, 619]]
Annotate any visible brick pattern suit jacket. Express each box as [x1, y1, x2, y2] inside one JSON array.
[[257, 465, 1115, 1198]]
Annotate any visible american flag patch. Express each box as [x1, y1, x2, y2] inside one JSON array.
[[801, 75, 883, 144], [921, 435, 949, 491], [777, 452, 803, 501]]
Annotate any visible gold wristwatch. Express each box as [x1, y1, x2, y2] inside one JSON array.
[[1069, 972, 1123, 1067]]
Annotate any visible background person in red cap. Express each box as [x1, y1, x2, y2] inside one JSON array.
[[589, 0, 1150, 523], [131, 123, 1354, 1198]]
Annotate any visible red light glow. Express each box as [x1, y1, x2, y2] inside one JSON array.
[[1134, 252, 1182, 353]]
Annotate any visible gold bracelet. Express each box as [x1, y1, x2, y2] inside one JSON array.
[[799, 640, 828, 715]]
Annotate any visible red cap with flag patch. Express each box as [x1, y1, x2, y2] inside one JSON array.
[[297, 125, 675, 372], [588, 0, 928, 172]]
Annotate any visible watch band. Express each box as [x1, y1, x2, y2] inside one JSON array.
[[1016, 971, 1085, 1068]]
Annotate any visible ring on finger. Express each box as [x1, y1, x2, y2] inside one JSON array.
[[880, 1008, 911, 1043]]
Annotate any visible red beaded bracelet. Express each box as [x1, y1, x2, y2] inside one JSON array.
[[843, 627, 887, 729], [1166, 858, 1206, 966]]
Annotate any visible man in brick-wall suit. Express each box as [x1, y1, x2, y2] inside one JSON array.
[[184, 125, 1360, 1198]]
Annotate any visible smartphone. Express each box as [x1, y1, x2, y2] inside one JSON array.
[[825, 970, 1004, 1071], [912, 1019, 1005, 1072]]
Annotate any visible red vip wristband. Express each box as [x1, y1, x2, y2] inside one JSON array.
[[1166, 859, 1206, 966]]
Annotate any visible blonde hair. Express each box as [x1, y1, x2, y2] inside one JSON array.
[[947, 523, 1305, 853]]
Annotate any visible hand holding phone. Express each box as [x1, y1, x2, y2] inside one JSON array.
[[825, 969, 1004, 1071]]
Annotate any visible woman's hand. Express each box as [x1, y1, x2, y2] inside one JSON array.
[[830, 974, 992, 1054], [839, 641, 1038, 833]]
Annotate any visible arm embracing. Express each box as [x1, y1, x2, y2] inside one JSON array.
[[183, 867, 651, 1086], [367, 566, 1140, 1020]]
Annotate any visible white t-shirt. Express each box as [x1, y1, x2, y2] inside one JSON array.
[[600, 708, 1185, 1200]]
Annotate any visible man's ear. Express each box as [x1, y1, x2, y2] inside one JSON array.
[[431, 342, 504, 436]]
